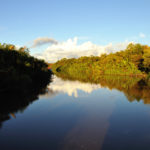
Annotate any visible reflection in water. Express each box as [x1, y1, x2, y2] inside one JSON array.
[[62, 97, 116, 150], [98, 76, 150, 104], [0, 76, 51, 128], [50, 75, 150, 104], [48, 76, 150, 150], [49, 76, 101, 97], [46, 76, 118, 150], [1, 75, 150, 150]]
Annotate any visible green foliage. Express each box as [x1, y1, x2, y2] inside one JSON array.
[[52, 43, 150, 79], [0, 43, 52, 92]]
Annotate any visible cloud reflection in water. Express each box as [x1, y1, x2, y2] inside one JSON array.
[[48, 76, 101, 97]]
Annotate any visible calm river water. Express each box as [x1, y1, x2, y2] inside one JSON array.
[[0, 76, 150, 150]]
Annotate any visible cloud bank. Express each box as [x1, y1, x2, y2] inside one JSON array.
[[31, 37, 58, 48], [33, 37, 130, 62]]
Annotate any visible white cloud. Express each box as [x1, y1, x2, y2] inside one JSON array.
[[33, 37, 130, 62], [139, 33, 146, 38]]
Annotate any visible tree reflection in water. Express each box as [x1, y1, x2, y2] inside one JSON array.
[[0, 76, 52, 128], [53, 73, 150, 104]]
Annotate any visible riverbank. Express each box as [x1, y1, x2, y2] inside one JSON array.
[[52, 43, 150, 78], [0, 43, 52, 93]]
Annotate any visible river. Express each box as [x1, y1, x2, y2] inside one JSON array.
[[0, 75, 150, 150]]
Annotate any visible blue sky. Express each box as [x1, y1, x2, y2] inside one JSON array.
[[0, 0, 150, 57]]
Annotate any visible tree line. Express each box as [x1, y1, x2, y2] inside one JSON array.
[[52, 43, 150, 78], [0, 43, 52, 93]]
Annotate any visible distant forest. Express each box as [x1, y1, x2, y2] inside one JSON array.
[[52, 43, 150, 78]]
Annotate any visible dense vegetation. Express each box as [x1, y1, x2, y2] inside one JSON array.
[[0, 43, 53, 128], [52, 43, 150, 104], [52, 43, 150, 77], [0, 43, 52, 93]]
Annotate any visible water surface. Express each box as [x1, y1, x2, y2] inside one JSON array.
[[0, 76, 150, 150]]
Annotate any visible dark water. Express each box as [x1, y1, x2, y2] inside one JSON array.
[[1, 76, 150, 150]]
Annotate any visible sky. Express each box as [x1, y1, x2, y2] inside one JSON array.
[[0, 0, 150, 62]]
